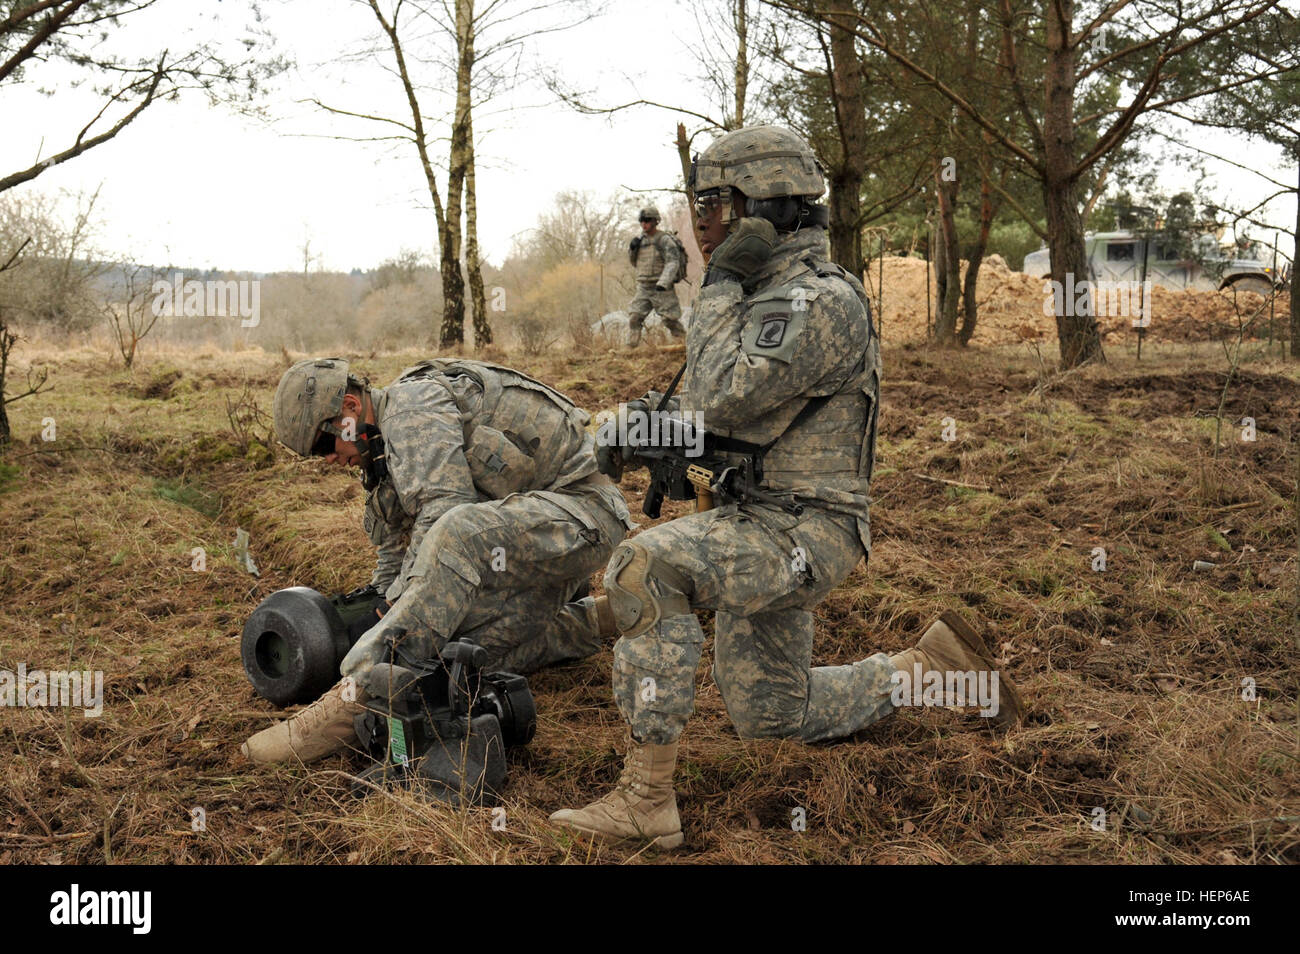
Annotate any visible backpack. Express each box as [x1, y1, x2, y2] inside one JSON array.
[[664, 231, 689, 284]]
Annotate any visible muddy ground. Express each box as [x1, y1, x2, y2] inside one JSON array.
[[0, 333, 1297, 864]]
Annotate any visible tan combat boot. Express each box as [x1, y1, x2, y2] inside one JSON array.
[[890, 610, 1025, 727], [241, 679, 367, 764], [549, 735, 683, 849]]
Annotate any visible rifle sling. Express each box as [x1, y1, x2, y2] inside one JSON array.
[[656, 361, 687, 412]]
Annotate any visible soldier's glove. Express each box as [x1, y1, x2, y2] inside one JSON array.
[[620, 397, 654, 471], [596, 442, 624, 481], [639, 390, 675, 413], [704, 217, 777, 288], [655, 284, 668, 291], [597, 397, 653, 480], [629, 237, 642, 252], [341, 613, 396, 680]]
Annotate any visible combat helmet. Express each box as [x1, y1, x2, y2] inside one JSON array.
[[689, 125, 825, 201], [273, 357, 352, 457], [638, 206, 661, 222]]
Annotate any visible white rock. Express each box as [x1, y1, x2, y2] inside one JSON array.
[[591, 307, 693, 347]]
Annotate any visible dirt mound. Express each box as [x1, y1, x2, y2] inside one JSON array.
[[873, 256, 1291, 346]]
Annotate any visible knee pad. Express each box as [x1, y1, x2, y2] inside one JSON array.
[[603, 542, 691, 638]]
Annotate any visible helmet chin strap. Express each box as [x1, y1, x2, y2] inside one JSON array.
[[719, 186, 737, 229]]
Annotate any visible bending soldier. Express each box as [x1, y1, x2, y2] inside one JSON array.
[[242, 357, 633, 764]]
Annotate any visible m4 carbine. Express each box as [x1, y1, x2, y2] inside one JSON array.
[[633, 430, 804, 519]]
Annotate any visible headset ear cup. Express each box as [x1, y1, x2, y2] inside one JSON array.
[[747, 198, 801, 230], [778, 199, 799, 228]]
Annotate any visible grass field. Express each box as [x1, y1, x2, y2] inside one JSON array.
[[1, 334, 1297, 864]]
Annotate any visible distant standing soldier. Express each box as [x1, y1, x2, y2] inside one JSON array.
[[626, 206, 685, 347]]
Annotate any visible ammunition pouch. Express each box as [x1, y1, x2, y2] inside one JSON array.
[[464, 424, 538, 498]]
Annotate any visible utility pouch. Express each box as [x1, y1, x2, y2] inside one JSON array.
[[464, 424, 537, 498]]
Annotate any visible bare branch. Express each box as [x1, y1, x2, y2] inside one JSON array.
[[988, 175, 1050, 240], [0, 238, 33, 274], [0, 0, 92, 84], [768, 1, 1045, 173], [0, 62, 163, 194], [1072, 0, 1136, 50]]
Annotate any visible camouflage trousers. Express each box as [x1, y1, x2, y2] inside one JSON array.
[[375, 476, 629, 674], [610, 503, 897, 744], [627, 282, 684, 335]]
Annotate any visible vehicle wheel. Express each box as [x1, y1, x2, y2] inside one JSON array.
[[1223, 277, 1273, 299]]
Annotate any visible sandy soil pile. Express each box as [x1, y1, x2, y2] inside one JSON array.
[[871, 255, 1292, 346]]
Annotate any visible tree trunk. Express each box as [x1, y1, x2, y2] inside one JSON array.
[[733, 0, 748, 128], [371, 0, 452, 350], [1291, 155, 1298, 359], [825, 10, 868, 278], [465, 117, 491, 349], [959, 166, 996, 346], [0, 325, 13, 448], [934, 169, 961, 343], [1043, 0, 1104, 368], [439, 0, 475, 349], [677, 123, 701, 255]]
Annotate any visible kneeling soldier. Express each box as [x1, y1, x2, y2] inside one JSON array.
[[550, 126, 1024, 849]]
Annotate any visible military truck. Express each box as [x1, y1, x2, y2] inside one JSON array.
[[1022, 230, 1282, 296]]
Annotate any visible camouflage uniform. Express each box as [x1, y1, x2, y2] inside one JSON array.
[[347, 360, 634, 675], [608, 226, 894, 743], [627, 231, 685, 338]]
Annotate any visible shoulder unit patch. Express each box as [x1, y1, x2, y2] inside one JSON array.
[[740, 284, 818, 362], [756, 315, 788, 348]]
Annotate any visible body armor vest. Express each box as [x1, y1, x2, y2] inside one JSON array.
[[390, 359, 597, 495], [708, 257, 880, 529], [635, 236, 666, 283]]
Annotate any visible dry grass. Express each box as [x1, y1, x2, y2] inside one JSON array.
[[1, 336, 1297, 865]]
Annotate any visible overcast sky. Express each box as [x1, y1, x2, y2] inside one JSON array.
[[3, 0, 1295, 272]]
